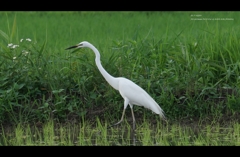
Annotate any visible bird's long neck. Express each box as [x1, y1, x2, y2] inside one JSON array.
[[88, 44, 119, 90]]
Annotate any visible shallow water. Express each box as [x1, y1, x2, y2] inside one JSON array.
[[1, 121, 240, 146]]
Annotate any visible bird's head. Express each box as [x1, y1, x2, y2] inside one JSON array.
[[65, 41, 90, 50]]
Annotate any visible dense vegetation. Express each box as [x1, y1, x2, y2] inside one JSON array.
[[0, 11, 240, 126]]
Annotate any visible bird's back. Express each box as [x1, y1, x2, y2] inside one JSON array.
[[117, 77, 165, 119]]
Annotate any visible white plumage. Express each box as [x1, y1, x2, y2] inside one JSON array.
[[66, 41, 166, 130]]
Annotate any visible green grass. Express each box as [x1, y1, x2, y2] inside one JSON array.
[[1, 119, 240, 146], [0, 11, 240, 129]]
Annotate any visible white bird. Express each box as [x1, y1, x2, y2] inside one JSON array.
[[66, 41, 166, 130]]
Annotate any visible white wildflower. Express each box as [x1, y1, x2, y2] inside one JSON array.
[[8, 43, 13, 47], [26, 38, 31, 42], [13, 57, 16, 60], [12, 45, 19, 49], [20, 39, 24, 42], [22, 50, 29, 56]]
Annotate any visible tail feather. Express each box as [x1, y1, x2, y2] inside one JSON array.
[[147, 100, 166, 121]]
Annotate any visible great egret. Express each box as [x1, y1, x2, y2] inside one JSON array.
[[66, 41, 166, 130]]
